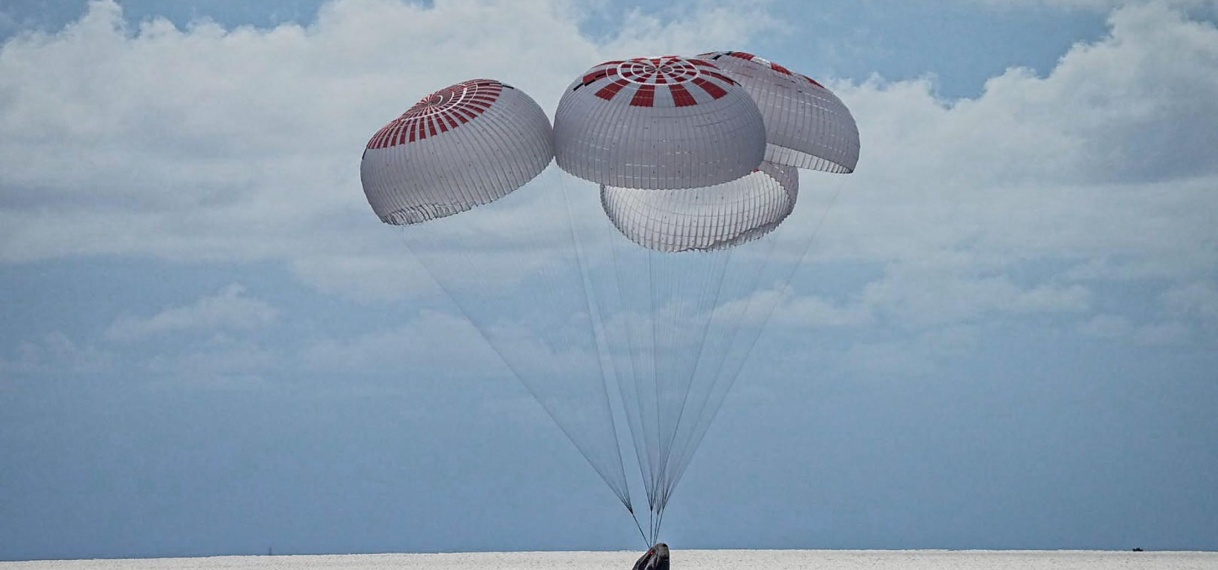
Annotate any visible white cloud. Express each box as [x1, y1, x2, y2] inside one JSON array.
[[1164, 281, 1218, 322], [0, 0, 1214, 339], [0, 11, 18, 36], [1134, 321, 1193, 345], [1079, 313, 1136, 338], [856, 264, 1092, 326], [966, 0, 1218, 12], [1077, 313, 1191, 345], [836, 325, 983, 379], [768, 293, 875, 328], [105, 283, 278, 341], [0, 331, 114, 378], [777, 0, 1218, 338], [300, 309, 500, 374], [141, 339, 281, 390], [0, 0, 785, 301], [717, 287, 873, 328]]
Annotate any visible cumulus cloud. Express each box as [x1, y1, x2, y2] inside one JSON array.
[[0, 11, 17, 36], [1077, 314, 1191, 345], [966, 0, 1218, 11], [856, 266, 1091, 326], [827, 5, 1218, 267], [1164, 281, 1218, 322], [0, 0, 1215, 342], [767, 292, 875, 328], [780, 0, 1218, 339], [0, 0, 785, 300], [836, 325, 983, 379], [0, 331, 114, 378], [300, 309, 499, 374], [105, 283, 278, 341], [141, 338, 282, 389]]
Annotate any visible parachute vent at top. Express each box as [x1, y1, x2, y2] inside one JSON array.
[[360, 79, 554, 225], [554, 56, 767, 190], [701, 51, 860, 173]]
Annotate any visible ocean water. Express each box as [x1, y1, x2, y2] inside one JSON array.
[[3, 550, 1216, 569]]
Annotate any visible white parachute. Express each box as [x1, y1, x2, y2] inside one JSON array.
[[360, 79, 554, 225], [600, 161, 799, 253], [360, 53, 859, 545]]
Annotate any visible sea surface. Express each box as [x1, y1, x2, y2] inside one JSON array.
[[3, 550, 1216, 569]]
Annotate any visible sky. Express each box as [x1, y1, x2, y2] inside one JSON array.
[[1, 0, 1217, 561]]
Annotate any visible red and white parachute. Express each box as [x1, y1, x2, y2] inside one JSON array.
[[359, 52, 859, 545]]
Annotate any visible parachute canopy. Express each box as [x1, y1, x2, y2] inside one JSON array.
[[554, 56, 766, 190], [359, 51, 859, 546], [700, 51, 860, 173], [360, 79, 554, 225], [600, 161, 799, 253]]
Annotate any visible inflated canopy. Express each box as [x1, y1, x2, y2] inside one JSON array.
[[356, 53, 864, 547], [699, 51, 860, 174], [554, 56, 767, 190], [360, 79, 554, 225], [600, 161, 799, 253]]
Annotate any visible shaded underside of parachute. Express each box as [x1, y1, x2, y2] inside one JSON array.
[[360, 79, 555, 226], [600, 161, 799, 253], [554, 56, 766, 190], [700, 51, 860, 174]]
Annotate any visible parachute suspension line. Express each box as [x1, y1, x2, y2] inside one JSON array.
[[654, 246, 737, 512], [648, 256, 687, 516], [651, 244, 705, 517], [602, 208, 660, 521], [628, 507, 649, 548], [652, 505, 667, 545], [645, 246, 662, 513], [659, 235, 781, 502], [394, 220, 632, 511], [360, 62, 860, 552], [648, 248, 666, 514], [594, 203, 664, 527], [666, 178, 849, 492], [559, 176, 633, 514]]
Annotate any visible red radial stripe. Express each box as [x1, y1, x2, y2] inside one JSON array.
[[366, 79, 504, 149], [798, 73, 825, 88], [699, 69, 737, 85], [692, 77, 727, 99], [583, 68, 617, 85], [574, 56, 742, 107], [769, 62, 793, 75], [595, 79, 629, 101], [630, 84, 656, 107], [669, 83, 696, 107]]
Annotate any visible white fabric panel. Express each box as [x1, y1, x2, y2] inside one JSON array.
[[600, 161, 798, 252], [699, 51, 860, 174], [360, 79, 554, 225], [554, 56, 767, 190]]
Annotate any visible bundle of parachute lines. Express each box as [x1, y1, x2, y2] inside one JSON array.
[[359, 52, 860, 544]]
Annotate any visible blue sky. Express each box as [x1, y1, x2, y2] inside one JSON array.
[[2, 0, 1217, 561]]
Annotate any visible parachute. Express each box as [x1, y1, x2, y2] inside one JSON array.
[[600, 161, 799, 253], [360, 53, 859, 545]]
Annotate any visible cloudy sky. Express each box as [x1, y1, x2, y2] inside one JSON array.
[[2, 0, 1217, 561]]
